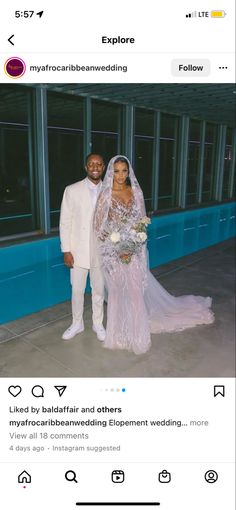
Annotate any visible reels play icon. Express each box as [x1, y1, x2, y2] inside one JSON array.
[[111, 470, 125, 483]]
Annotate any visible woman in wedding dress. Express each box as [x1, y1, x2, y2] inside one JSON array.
[[93, 155, 214, 354]]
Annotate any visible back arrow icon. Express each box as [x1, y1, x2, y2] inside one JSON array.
[[8, 35, 14, 46]]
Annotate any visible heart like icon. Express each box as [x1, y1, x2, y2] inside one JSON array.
[[8, 385, 22, 397]]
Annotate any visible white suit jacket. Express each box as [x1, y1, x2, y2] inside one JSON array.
[[59, 178, 101, 269]]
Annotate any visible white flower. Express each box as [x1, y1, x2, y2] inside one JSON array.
[[140, 216, 151, 225], [110, 231, 121, 243], [130, 229, 137, 238], [137, 232, 147, 242]]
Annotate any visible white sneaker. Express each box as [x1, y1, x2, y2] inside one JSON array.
[[62, 321, 84, 340], [92, 324, 106, 342]]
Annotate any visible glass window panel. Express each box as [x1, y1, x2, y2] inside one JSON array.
[[134, 109, 154, 210], [134, 138, 153, 211], [186, 119, 201, 206], [47, 91, 83, 129], [222, 128, 233, 199], [92, 100, 120, 132], [158, 113, 178, 210], [202, 123, 217, 202], [0, 85, 37, 237], [47, 92, 84, 228], [92, 100, 120, 165], [135, 108, 154, 136], [0, 85, 28, 124], [92, 133, 118, 165]]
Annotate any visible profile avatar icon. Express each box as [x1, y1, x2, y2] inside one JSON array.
[[204, 470, 218, 483], [4, 57, 26, 78]]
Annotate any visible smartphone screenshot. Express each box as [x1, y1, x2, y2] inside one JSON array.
[[0, 1, 235, 509]]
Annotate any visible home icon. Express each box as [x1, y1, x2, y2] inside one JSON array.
[[18, 471, 31, 484]]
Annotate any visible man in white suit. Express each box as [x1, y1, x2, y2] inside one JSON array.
[[60, 153, 105, 341]]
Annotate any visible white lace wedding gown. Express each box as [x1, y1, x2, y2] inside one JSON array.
[[94, 157, 214, 355]]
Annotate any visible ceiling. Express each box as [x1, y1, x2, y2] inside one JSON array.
[[44, 83, 236, 127], [0, 83, 235, 127]]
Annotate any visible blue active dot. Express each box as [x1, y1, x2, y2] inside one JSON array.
[[122, 388, 126, 392]]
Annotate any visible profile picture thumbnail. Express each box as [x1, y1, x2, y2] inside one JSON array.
[[4, 57, 26, 79]]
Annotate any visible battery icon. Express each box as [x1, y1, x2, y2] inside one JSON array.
[[211, 10, 226, 17]]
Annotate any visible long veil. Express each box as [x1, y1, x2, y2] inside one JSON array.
[[94, 155, 214, 341], [94, 155, 146, 236]]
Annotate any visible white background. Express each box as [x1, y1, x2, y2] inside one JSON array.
[[0, 0, 235, 81], [1, 378, 235, 509]]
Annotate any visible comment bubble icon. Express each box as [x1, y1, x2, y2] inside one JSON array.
[[31, 385, 44, 398]]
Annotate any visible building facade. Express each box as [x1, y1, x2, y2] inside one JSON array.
[[0, 84, 235, 240]]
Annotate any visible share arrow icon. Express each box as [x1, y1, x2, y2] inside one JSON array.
[[54, 386, 67, 397]]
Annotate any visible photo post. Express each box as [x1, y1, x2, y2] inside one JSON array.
[[0, 1, 235, 509]]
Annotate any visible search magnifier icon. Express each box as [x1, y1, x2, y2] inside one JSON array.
[[65, 470, 78, 483]]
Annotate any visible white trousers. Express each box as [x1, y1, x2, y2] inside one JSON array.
[[70, 266, 104, 326]]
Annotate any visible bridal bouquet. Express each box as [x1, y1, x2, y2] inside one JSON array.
[[108, 215, 151, 264]]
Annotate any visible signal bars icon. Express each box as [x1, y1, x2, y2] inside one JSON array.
[[186, 11, 197, 18]]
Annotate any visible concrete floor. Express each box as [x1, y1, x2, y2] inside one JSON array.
[[0, 239, 235, 378]]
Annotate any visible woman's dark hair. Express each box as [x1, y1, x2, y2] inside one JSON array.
[[114, 156, 131, 186]]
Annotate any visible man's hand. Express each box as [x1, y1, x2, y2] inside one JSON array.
[[64, 252, 74, 268]]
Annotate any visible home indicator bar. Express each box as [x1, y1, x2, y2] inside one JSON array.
[[76, 504, 161, 507]]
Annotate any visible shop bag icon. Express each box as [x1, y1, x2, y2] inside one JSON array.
[[158, 469, 171, 483]]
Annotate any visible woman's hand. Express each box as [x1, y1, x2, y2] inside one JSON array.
[[64, 252, 74, 268]]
